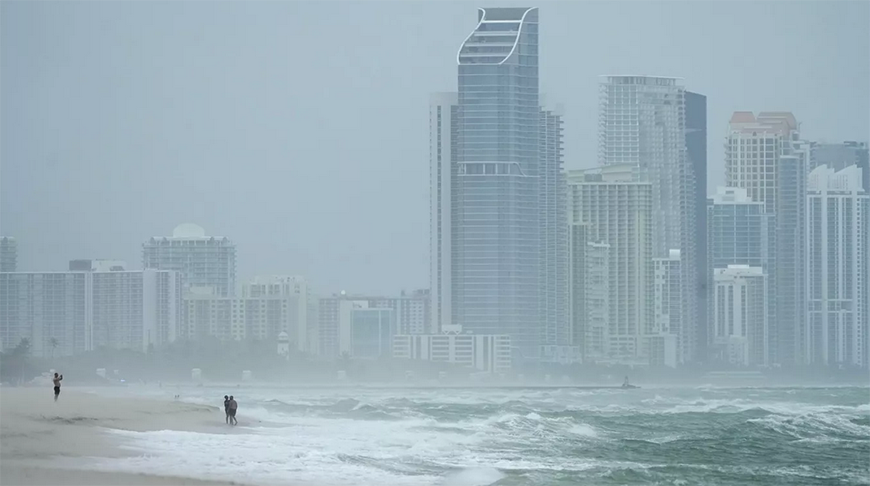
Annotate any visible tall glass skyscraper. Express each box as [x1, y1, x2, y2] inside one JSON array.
[[430, 7, 567, 360]]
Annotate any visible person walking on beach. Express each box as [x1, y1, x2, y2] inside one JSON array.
[[228, 395, 238, 425], [52, 372, 63, 401], [223, 395, 231, 424]]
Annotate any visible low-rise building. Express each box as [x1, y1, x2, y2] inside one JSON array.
[[392, 325, 511, 373]]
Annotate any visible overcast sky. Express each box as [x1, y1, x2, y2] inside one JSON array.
[[2, 1, 868, 296]]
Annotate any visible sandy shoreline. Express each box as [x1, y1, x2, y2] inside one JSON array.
[[0, 387, 252, 486]]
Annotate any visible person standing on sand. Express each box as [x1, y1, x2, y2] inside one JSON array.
[[228, 396, 238, 425], [223, 395, 231, 424], [52, 372, 63, 401]]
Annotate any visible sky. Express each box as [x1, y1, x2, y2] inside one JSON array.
[[2, 0, 868, 296]]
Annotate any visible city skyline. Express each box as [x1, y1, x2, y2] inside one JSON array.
[[3, 2, 868, 296]]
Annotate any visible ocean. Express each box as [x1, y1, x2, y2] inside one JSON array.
[[84, 385, 869, 485]]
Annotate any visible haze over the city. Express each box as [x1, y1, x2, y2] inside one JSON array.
[[2, 1, 867, 296]]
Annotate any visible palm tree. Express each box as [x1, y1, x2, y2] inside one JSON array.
[[49, 338, 59, 359]]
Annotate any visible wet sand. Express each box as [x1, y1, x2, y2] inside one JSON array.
[[0, 387, 249, 486]]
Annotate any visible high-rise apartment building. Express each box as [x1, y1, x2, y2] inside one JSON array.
[[0, 269, 181, 356], [725, 111, 807, 366], [599, 75, 697, 364], [653, 249, 682, 351], [725, 112, 799, 212], [1, 237, 17, 272], [707, 187, 775, 362], [775, 140, 810, 366], [569, 223, 609, 362], [429, 92, 458, 335], [568, 165, 653, 363], [143, 224, 236, 297], [686, 92, 708, 360], [318, 291, 430, 359], [806, 165, 869, 367], [712, 265, 768, 366], [430, 7, 567, 361]]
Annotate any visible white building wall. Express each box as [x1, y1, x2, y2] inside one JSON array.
[[806, 165, 869, 367], [392, 326, 511, 373], [712, 265, 767, 366], [430, 93, 457, 335]]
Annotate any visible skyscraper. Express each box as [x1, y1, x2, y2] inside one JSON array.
[[599, 75, 697, 364], [707, 187, 774, 364], [725, 111, 799, 212], [0, 237, 17, 272], [686, 92, 707, 361], [431, 7, 567, 361], [725, 111, 807, 366], [806, 165, 869, 367], [429, 92, 457, 334], [142, 223, 237, 297], [568, 165, 653, 363]]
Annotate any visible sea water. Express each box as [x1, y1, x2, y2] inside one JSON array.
[[81, 386, 869, 485]]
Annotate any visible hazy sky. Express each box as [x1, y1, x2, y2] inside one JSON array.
[[2, 1, 868, 296]]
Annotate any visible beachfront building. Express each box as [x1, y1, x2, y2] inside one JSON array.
[[599, 75, 699, 364], [711, 265, 768, 366], [568, 165, 654, 364], [0, 269, 182, 357], [392, 325, 512, 373], [652, 250, 682, 366], [336, 301, 394, 359], [431, 7, 569, 362], [569, 223, 609, 363], [318, 291, 430, 359], [725, 112, 808, 366], [182, 287, 308, 352], [806, 165, 870, 367], [706, 187, 775, 362], [142, 224, 236, 297], [0, 237, 17, 272]]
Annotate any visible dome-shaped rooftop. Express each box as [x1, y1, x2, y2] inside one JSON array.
[[172, 223, 206, 238]]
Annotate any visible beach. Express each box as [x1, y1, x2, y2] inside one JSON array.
[[0, 387, 248, 486]]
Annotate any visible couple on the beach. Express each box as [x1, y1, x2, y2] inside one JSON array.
[[223, 395, 238, 425]]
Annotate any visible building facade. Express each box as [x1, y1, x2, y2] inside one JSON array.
[[652, 249, 682, 366], [341, 306, 395, 359], [431, 7, 568, 361], [142, 224, 236, 297], [806, 165, 869, 367], [319, 292, 429, 359], [569, 223, 609, 363], [568, 165, 653, 362], [810, 141, 869, 191], [599, 75, 697, 365], [707, 187, 775, 362], [712, 265, 767, 366], [182, 284, 311, 352], [0, 237, 17, 272], [0, 269, 181, 356], [392, 324, 512, 373], [725, 111, 808, 366], [686, 91, 708, 360], [429, 92, 458, 335]]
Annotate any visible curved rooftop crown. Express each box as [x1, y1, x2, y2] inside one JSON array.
[[457, 7, 537, 65]]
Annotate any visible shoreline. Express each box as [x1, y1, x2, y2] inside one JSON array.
[[0, 388, 254, 486]]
